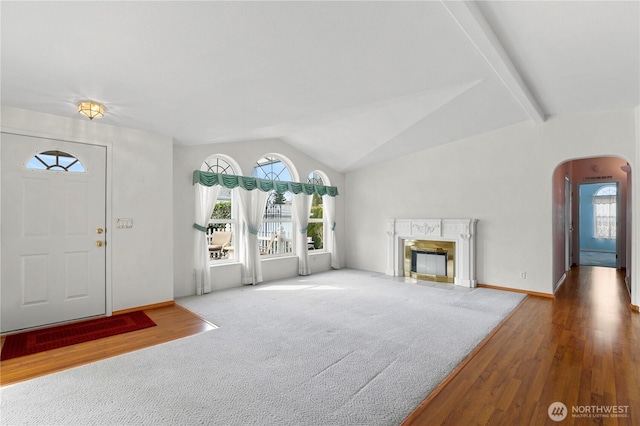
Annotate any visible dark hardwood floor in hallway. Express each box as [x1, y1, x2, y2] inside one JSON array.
[[404, 266, 639, 425]]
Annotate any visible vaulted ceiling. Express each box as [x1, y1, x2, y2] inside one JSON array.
[[1, 1, 638, 172]]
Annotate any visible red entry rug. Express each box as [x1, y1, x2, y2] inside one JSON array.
[[1, 311, 156, 361]]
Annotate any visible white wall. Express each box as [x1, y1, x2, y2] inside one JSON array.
[[344, 110, 637, 296], [173, 139, 345, 297], [1, 106, 174, 311]]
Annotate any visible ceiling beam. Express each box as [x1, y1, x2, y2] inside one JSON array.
[[441, 1, 545, 124]]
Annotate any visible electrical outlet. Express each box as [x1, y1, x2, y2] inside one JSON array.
[[519, 272, 527, 279]]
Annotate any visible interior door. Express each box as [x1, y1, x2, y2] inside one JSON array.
[[1, 133, 107, 333]]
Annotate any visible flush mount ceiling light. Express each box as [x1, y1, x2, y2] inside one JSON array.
[[77, 101, 105, 120]]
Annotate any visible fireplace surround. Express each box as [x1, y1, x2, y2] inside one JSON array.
[[386, 218, 478, 287]]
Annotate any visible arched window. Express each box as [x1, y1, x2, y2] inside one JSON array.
[[307, 171, 327, 251], [26, 150, 85, 172], [201, 155, 238, 261], [593, 184, 617, 239], [253, 155, 295, 256]]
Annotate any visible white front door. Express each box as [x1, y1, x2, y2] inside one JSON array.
[[1, 133, 107, 333]]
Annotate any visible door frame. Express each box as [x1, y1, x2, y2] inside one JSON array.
[[1, 127, 113, 318], [576, 180, 621, 268], [565, 176, 572, 271]]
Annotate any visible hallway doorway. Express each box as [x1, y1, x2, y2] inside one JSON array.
[[578, 182, 618, 268], [552, 156, 631, 294]]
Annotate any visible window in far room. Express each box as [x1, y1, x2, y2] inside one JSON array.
[[593, 184, 617, 239], [201, 155, 236, 261], [253, 156, 294, 256]]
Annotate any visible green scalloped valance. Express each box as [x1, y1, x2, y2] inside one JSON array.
[[193, 171, 339, 197]]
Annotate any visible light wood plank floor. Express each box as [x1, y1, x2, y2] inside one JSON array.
[[404, 266, 639, 426], [2, 268, 638, 426], [0, 304, 216, 386]]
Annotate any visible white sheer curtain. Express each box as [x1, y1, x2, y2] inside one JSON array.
[[194, 184, 220, 295], [293, 193, 312, 275], [323, 194, 339, 269], [593, 195, 617, 239], [236, 188, 269, 284]]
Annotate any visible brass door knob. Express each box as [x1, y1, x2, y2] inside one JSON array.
[[96, 241, 104, 247], [97, 228, 104, 234]]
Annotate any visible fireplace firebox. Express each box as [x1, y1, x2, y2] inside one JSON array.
[[405, 240, 455, 283]]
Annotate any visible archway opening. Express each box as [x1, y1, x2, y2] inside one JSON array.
[[552, 156, 631, 294]]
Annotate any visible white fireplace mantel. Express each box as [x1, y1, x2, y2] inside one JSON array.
[[386, 218, 478, 287]]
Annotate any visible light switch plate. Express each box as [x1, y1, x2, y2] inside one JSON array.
[[116, 218, 133, 229]]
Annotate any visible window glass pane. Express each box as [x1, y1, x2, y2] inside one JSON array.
[[26, 151, 85, 172], [254, 156, 293, 256], [253, 157, 292, 181], [202, 157, 233, 174], [593, 185, 616, 239], [308, 219, 323, 250], [258, 221, 293, 255], [307, 172, 323, 186], [212, 200, 231, 220], [307, 172, 324, 219], [67, 162, 85, 173], [202, 156, 236, 261], [39, 154, 58, 164], [26, 157, 46, 170], [57, 155, 76, 168], [306, 172, 325, 249], [595, 185, 616, 196]]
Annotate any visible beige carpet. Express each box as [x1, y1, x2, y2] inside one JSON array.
[[0, 269, 525, 425]]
